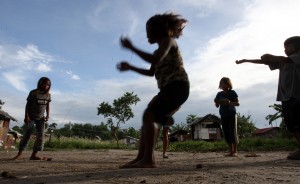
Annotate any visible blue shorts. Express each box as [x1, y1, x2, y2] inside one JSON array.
[[282, 98, 300, 132], [147, 81, 189, 126]]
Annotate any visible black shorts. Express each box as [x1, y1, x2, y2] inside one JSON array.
[[221, 115, 239, 144], [282, 98, 300, 132], [147, 81, 189, 126]]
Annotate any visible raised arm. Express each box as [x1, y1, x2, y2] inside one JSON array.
[[117, 61, 155, 77], [120, 37, 174, 65], [120, 37, 154, 64]]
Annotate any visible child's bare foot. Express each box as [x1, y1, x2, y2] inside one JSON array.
[[131, 160, 157, 168], [232, 153, 238, 157], [224, 153, 238, 157], [30, 156, 52, 161], [119, 159, 139, 169], [11, 155, 21, 160]]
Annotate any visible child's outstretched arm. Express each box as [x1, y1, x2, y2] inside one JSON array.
[[235, 59, 265, 64], [236, 54, 290, 64]]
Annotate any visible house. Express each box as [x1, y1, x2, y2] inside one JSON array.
[[122, 136, 139, 145], [169, 129, 189, 142], [189, 114, 222, 141], [0, 109, 18, 148], [254, 127, 280, 138]]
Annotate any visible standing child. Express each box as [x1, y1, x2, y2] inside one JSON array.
[[236, 36, 300, 160], [214, 77, 240, 157], [117, 12, 189, 168], [12, 77, 51, 161]]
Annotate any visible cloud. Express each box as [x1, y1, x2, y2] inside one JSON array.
[[2, 71, 27, 92], [0, 43, 56, 90], [66, 70, 80, 80], [3, 0, 300, 130]]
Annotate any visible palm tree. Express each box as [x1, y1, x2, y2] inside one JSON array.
[[266, 103, 282, 127]]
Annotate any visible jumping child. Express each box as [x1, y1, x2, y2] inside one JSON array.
[[117, 12, 189, 168]]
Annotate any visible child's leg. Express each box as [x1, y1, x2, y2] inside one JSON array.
[[31, 120, 45, 159], [12, 122, 34, 160], [232, 143, 238, 156], [133, 110, 158, 168], [162, 126, 169, 158], [119, 126, 146, 168]]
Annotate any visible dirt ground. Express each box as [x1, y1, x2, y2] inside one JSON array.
[[0, 149, 300, 184]]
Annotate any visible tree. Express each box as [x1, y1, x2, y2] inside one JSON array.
[[236, 113, 257, 138], [266, 103, 282, 126], [12, 125, 24, 135], [186, 114, 198, 125], [97, 92, 140, 146], [47, 123, 57, 143], [125, 127, 140, 139], [0, 99, 4, 109], [171, 122, 189, 133]]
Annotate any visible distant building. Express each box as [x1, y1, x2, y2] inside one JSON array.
[[189, 114, 222, 141], [0, 109, 18, 148], [122, 136, 139, 145], [254, 127, 280, 138], [169, 129, 189, 142]]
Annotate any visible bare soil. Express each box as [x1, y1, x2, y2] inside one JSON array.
[[1, 149, 300, 184]]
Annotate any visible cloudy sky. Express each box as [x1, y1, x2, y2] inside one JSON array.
[[1, 0, 299, 129]]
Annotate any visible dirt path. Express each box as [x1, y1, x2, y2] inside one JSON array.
[[1, 149, 300, 184]]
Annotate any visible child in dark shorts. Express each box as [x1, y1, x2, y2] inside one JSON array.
[[214, 77, 240, 157], [117, 12, 189, 168], [236, 36, 300, 160]]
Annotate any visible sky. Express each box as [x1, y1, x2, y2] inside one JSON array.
[[1, 0, 300, 129]]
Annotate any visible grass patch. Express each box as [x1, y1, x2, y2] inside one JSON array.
[[14, 137, 298, 153]]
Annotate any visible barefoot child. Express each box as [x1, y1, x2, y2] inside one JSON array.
[[13, 77, 51, 161], [214, 77, 240, 157], [236, 36, 300, 160], [117, 12, 189, 168]]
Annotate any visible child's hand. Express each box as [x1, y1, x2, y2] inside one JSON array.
[[219, 99, 230, 106], [117, 61, 131, 71], [44, 116, 49, 122], [24, 116, 31, 124], [235, 59, 245, 64], [120, 37, 133, 49], [261, 54, 273, 61]]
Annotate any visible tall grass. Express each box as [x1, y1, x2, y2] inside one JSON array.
[[160, 138, 298, 153], [19, 137, 298, 152], [43, 137, 128, 150]]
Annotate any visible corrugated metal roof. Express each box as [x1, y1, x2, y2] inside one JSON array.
[[0, 109, 17, 122], [189, 114, 220, 126], [254, 127, 279, 135]]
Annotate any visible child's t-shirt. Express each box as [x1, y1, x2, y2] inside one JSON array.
[[26, 89, 51, 120], [269, 51, 300, 101]]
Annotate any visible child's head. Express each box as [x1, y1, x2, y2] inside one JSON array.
[[146, 12, 187, 43], [37, 77, 51, 94], [284, 36, 300, 56], [219, 77, 233, 90]]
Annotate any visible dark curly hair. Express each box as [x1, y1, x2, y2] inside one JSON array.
[[146, 12, 187, 39], [37, 77, 51, 94], [284, 36, 300, 51], [219, 77, 233, 90]]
